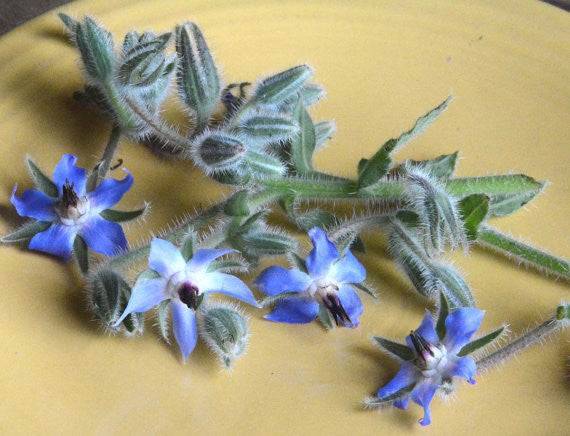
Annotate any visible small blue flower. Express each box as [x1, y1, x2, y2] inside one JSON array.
[[115, 238, 260, 362], [255, 227, 366, 327], [375, 307, 485, 426], [11, 154, 133, 259]]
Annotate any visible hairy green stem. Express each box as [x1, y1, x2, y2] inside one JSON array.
[[477, 226, 569, 281], [476, 315, 568, 372]]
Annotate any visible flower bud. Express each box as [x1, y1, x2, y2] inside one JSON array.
[[197, 303, 249, 369], [193, 133, 246, 172]]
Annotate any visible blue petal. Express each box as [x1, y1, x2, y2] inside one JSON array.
[[448, 356, 477, 385], [114, 278, 168, 326], [29, 224, 76, 259], [394, 397, 409, 410], [305, 227, 339, 278], [148, 238, 186, 278], [329, 250, 366, 284], [88, 169, 133, 212], [444, 308, 485, 354], [265, 298, 319, 324], [200, 272, 260, 307], [337, 285, 363, 327], [411, 382, 437, 426], [53, 154, 86, 196], [376, 361, 418, 400], [186, 248, 235, 272], [254, 266, 311, 296], [405, 310, 439, 349], [80, 215, 128, 256], [11, 185, 56, 221], [171, 300, 198, 362]]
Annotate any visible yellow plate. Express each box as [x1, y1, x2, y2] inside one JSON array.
[[0, 0, 568, 434]]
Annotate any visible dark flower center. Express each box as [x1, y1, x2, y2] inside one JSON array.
[[323, 292, 353, 327], [178, 282, 200, 310], [61, 179, 79, 208]]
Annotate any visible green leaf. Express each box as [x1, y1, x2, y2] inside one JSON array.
[[436, 292, 450, 339], [457, 325, 506, 357], [350, 236, 366, 254], [175, 22, 220, 128], [459, 194, 489, 241], [445, 174, 544, 198], [488, 188, 544, 217], [352, 282, 377, 300], [180, 233, 195, 262], [317, 304, 334, 330], [25, 156, 58, 197], [252, 65, 312, 105], [99, 205, 148, 222], [314, 121, 335, 150], [73, 235, 89, 274], [372, 336, 414, 361], [408, 151, 459, 179], [260, 292, 301, 308], [556, 304, 569, 320], [1, 221, 51, 243], [364, 383, 416, 408], [290, 98, 316, 175], [156, 299, 171, 343]]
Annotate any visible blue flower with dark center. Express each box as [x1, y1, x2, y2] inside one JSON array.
[[114, 238, 260, 362], [255, 227, 366, 328], [10, 154, 133, 259], [375, 307, 484, 426]]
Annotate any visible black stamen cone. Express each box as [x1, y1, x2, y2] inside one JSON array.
[[323, 294, 353, 328], [178, 283, 199, 310], [410, 330, 434, 357], [61, 179, 79, 208]]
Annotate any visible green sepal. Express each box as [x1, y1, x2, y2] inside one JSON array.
[[74, 17, 115, 81], [156, 299, 171, 343], [206, 258, 250, 274], [251, 65, 312, 105], [90, 268, 125, 325], [556, 304, 569, 320], [290, 98, 316, 175], [260, 292, 302, 308], [196, 133, 246, 170], [295, 209, 338, 231], [407, 151, 459, 179], [244, 150, 285, 177], [457, 325, 506, 357], [73, 235, 89, 274], [459, 194, 489, 241], [180, 233, 195, 262], [278, 83, 325, 112], [314, 121, 335, 150], [1, 221, 51, 243], [175, 22, 220, 128], [488, 187, 544, 217], [241, 231, 297, 257], [436, 291, 450, 339], [25, 156, 58, 197], [237, 116, 298, 142], [288, 252, 308, 273], [58, 13, 78, 32], [135, 269, 161, 284], [317, 304, 334, 330], [432, 265, 475, 309], [372, 336, 414, 361], [224, 190, 250, 217], [99, 205, 148, 222], [350, 236, 366, 254], [352, 282, 377, 300], [364, 383, 416, 408]]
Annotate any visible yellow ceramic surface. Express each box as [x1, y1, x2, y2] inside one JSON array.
[[0, 0, 568, 434]]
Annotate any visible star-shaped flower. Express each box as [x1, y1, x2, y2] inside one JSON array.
[[10, 154, 133, 259], [115, 238, 260, 361], [371, 305, 486, 426], [255, 227, 366, 327]]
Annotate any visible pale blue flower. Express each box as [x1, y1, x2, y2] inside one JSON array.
[[375, 307, 484, 426], [115, 238, 260, 362], [255, 227, 366, 327], [10, 154, 132, 259]]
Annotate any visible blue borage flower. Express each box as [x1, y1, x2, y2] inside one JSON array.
[[115, 238, 260, 362], [372, 306, 485, 426], [255, 227, 366, 327], [10, 154, 133, 259]]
